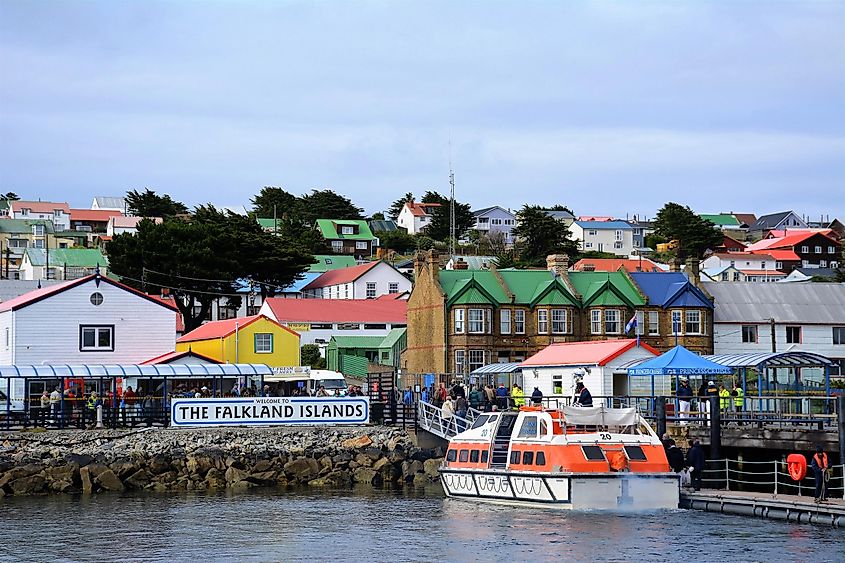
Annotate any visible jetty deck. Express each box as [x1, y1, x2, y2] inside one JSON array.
[[681, 490, 845, 527]]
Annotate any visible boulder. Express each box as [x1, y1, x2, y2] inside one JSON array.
[[283, 458, 319, 482], [412, 472, 429, 487], [95, 469, 125, 492], [65, 453, 94, 467], [45, 464, 79, 485], [79, 465, 94, 494], [85, 463, 110, 480], [8, 475, 46, 495], [225, 466, 249, 485], [354, 453, 373, 468], [351, 467, 383, 486], [252, 459, 274, 473], [50, 479, 74, 493], [372, 458, 392, 472], [308, 470, 352, 487], [147, 455, 170, 475], [341, 435, 373, 449], [423, 459, 442, 480], [124, 469, 152, 490], [0, 463, 43, 487], [186, 449, 225, 476], [245, 471, 277, 486], [109, 460, 138, 479], [402, 460, 424, 481], [204, 468, 226, 490]]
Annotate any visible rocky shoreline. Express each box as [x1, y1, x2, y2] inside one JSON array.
[[0, 426, 445, 497]]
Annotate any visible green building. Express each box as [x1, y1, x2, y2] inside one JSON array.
[[326, 328, 407, 377]]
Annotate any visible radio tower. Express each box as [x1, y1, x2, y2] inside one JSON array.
[[448, 138, 456, 257]]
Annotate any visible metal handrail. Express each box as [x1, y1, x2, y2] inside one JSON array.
[[416, 400, 478, 439], [699, 458, 845, 496]]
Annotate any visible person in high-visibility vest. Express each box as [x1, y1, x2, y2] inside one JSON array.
[[718, 384, 730, 412], [511, 384, 525, 410], [811, 445, 830, 502], [732, 382, 744, 413]]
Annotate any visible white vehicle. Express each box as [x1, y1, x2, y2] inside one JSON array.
[[309, 370, 348, 396], [0, 378, 26, 414]]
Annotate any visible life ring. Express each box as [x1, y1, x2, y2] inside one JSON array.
[[609, 451, 628, 472], [786, 454, 807, 481]]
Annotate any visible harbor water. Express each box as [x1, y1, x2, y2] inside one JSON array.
[[0, 486, 842, 562]]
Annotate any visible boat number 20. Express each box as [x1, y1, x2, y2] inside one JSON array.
[[599, 433, 612, 440]]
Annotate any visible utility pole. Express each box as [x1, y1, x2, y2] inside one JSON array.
[[769, 318, 776, 353], [448, 137, 456, 258]]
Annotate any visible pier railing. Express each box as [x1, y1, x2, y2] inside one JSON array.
[[416, 400, 479, 439], [701, 458, 845, 499]]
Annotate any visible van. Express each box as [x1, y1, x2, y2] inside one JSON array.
[[309, 370, 348, 396], [0, 377, 26, 415]]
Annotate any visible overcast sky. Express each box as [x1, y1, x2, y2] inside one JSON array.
[[1, 0, 843, 220]]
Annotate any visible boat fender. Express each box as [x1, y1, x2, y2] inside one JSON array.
[[609, 451, 628, 472], [786, 454, 807, 481]]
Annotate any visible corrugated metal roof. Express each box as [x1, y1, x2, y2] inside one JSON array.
[[702, 352, 832, 368], [703, 281, 845, 323], [471, 362, 523, 374], [0, 363, 272, 377]]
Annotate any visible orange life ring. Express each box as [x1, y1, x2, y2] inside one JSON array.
[[786, 454, 807, 481], [609, 451, 628, 472]]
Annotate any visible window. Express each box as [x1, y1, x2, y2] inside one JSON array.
[[581, 446, 605, 461], [446, 449, 457, 462], [355, 241, 368, 250], [732, 272, 740, 281], [455, 350, 465, 374], [218, 304, 237, 320], [537, 309, 548, 333], [481, 450, 489, 463], [310, 323, 332, 330], [591, 309, 602, 334], [536, 451, 546, 466], [193, 305, 212, 321], [4, 327, 9, 349], [54, 209, 62, 217], [363, 323, 387, 330], [614, 241, 623, 249], [20, 208, 29, 216], [454, 309, 465, 333], [79, 325, 114, 352], [246, 305, 261, 316], [685, 310, 701, 334], [776, 262, 783, 270], [254, 333, 273, 353], [459, 450, 469, 463], [500, 309, 511, 334], [814, 246, 822, 254], [671, 310, 682, 334], [380, 351, 389, 360], [604, 309, 620, 334], [801, 245, 809, 253], [648, 311, 659, 335], [477, 217, 489, 224], [366, 282, 377, 299], [32, 224, 44, 236], [721, 272, 728, 281], [624, 446, 648, 461], [834, 327, 845, 345], [522, 451, 535, 465], [514, 310, 525, 334], [786, 326, 801, 344], [491, 218, 502, 225], [331, 240, 342, 252], [585, 242, 593, 249], [341, 226, 354, 235], [820, 260, 827, 268], [517, 416, 538, 438], [468, 350, 485, 372], [89, 292, 104, 306], [470, 450, 480, 463], [742, 325, 758, 343], [388, 282, 399, 294], [337, 323, 359, 330], [510, 451, 521, 465], [468, 309, 485, 333], [615, 230, 623, 241], [551, 309, 567, 334], [829, 246, 836, 254], [504, 219, 514, 225], [588, 230, 597, 236]]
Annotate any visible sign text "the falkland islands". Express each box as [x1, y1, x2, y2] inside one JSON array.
[[170, 397, 370, 427]]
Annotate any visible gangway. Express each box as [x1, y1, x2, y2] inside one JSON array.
[[416, 400, 480, 439]]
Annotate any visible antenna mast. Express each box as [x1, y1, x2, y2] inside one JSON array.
[[449, 137, 456, 257]]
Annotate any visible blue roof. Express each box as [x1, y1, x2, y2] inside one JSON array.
[[576, 221, 633, 230], [628, 346, 733, 376], [282, 272, 321, 293], [629, 272, 713, 309]]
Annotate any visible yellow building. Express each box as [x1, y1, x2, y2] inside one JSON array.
[[176, 314, 300, 367]]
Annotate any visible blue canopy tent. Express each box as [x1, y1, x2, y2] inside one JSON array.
[[626, 346, 733, 415]]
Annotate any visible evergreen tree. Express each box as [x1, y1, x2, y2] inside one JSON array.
[[125, 189, 188, 218], [388, 192, 414, 221], [653, 202, 723, 260], [419, 191, 474, 242], [251, 186, 299, 218], [299, 189, 364, 224], [511, 205, 579, 266]]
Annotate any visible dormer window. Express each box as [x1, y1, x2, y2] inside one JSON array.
[[341, 225, 356, 235], [32, 224, 45, 236], [20, 208, 29, 216], [54, 209, 62, 217]]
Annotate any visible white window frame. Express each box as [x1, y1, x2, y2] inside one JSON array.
[[254, 333, 273, 354], [468, 308, 485, 334], [32, 224, 45, 236], [514, 310, 525, 334], [366, 282, 377, 299], [355, 241, 368, 250], [590, 309, 602, 335], [685, 310, 701, 335], [801, 245, 809, 253], [500, 309, 511, 335], [604, 309, 620, 334], [388, 282, 399, 294], [648, 311, 659, 335], [615, 230, 623, 241], [341, 226, 354, 235], [455, 350, 466, 374], [454, 309, 465, 334], [331, 240, 343, 252], [828, 246, 836, 254], [551, 309, 568, 334], [468, 350, 485, 372], [814, 246, 822, 254], [671, 310, 682, 335], [537, 309, 548, 334], [80, 325, 114, 352]]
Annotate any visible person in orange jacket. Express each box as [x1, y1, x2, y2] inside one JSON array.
[[810, 445, 829, 502]]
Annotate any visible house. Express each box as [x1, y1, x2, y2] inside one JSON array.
[[519, 339, 660, 397], [745, 231, 841, 271], [403, 252, 715, 375], [471, 206, 517, 245], [19, 248, 108, 281], [700, 213, 750, 231], [8, 201, 71, 231], [715, 234, 747, 253], [625, 217, 655, 250], [542, 209, 576, 227], [701, 265, 787, 283], [309, 255, 358, 273], [779, 268, 842, 283], [314, 219, 378, 258], [702, 282, 845, 382], [259, 298, 407, 349], [256, 218, 281, 233], [0, 273, 177, 364], [445, 255, 498, 270], [175, 314, 300, 368], [301, 261, 411, 300], [569, 221, 635, 256], [701, 253, 782, 279], [326, 327, 407, 376], [748, 211, 807, 238], [0, 219, 66, 275], [107, 216, 163, 237], [397, 201, 441, 234], [570, 258, 667, 273], [578, 216, 614, 222], [70, 209, 123, 234], [92, 196, 128, 213]]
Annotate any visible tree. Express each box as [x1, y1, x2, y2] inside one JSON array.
[[419, 190, 474, 242], [511, 205, 579, 266], [388, 192, 414, 221], [652, 202, 723, 261], [378, 229, 418, 254], [126, 189, 188, 218], [298, 189, 364, 224], [251, 186, 299, 218], [1, 192, 19, 201], [369, 212, 385, 221], [301, 344, 326, 369]]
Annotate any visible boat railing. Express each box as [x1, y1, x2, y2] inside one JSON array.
[[416, 400, 477, 439], [700, 458, 845, 499]]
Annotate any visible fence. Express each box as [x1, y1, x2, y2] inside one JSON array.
[[701, 458, 845, 499]]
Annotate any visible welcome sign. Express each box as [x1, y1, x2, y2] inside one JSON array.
[[171, 397, 370, 427]]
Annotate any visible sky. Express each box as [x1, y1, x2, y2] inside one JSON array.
[[1, 0, 843, 220]]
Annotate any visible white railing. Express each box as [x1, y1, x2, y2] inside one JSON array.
[[416, 400, 479, 439], [701, 458, 845, 498]]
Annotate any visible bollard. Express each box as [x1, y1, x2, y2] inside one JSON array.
[[656, 396, 667, 439], [709, 395, 721, 460], [96, 405, 104, 429]]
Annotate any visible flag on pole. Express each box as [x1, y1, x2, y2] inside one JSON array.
[[625, 313, 637, 334]]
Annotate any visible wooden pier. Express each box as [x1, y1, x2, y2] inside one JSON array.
[[680, 490, 845, 528]]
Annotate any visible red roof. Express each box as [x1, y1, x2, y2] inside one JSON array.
[[263, 298, 407, 324], [765, 228, 835, 239], [578, 216, 614, 222], [70, 209, 123, 222], [520, 339, 659, 367], [738, 269, 786, 276], [11, 201, 70, 214], [571, 258, 666, 272], [748, 249, 800, 261], [0, 274, 178, 313], [746, 231, 837, 252], [302, 261, 380, 290], [177, 314, 300, 343], [141, 350, 220, 365], [404, 201, 441, 217]]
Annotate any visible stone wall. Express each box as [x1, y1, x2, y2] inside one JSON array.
[[0, 427, 444, 497]]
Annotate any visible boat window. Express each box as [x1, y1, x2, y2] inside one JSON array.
[[624, 445, 648, 461], [446, 449, 457, 462], [487, 414, 498, 424], [536, 452, 546, 466], [510, 451, 520, 464], [459, 450, 469, 462], [470, 450, 480, 463], [471, 415, 489, 429], [517, 416, 538, 438], [481, 450, 489, 463], [522, 451, 534, 465], [582, 445, 606, 461], [540, 419, 548, 436]]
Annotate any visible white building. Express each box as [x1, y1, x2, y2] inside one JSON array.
[[107, 216, 163, 237], [9, 201, 70, 232], [397, 201, 441, 234], [92, 196, 128, 213], [569, 221, 635, 256], [300, 261, 411, 300], [471, 206, 517, 245], [700, 252, 785, 282], [0, 273, 177, 365]]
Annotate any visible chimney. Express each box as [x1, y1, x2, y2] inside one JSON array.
[[670, 258, 681, 272], [686, 257, 701, 285], [546, 254, 569, 277]]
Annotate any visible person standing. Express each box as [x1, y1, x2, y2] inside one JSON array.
[[718, 384, 730, 414], [511, 384, 525, 410], [810, 445, 829, 502], [38, 390, 50, 427], [686, 439, 705, 491], [441, 395, 455, 434], [495, 383, 508, 410], [665, 439, 685, 473], [732, 382, 744, 414], [677, 378, 693, 424], [49, 385, 62, 425], [698, 381, 710, 417], [455, 394, 468, 432], [574, 380, 593, 407], [468, 385, 482, 411], [531, 386, 543, 406]]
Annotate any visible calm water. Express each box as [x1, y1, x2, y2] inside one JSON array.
[[0, 487, 842, 562]]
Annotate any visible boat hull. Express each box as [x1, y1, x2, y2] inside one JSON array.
[[440, 468, 680, 510]]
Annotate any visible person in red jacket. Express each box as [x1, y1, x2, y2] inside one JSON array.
[[811, 445, 829, 502]]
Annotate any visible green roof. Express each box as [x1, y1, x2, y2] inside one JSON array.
[[700, 213, 740, 227], [24, 248, 108, 268], [0, 219, 55, 234], [315, 219, 374, 241], [440, 270, 510, 305], [380, 327, 407, 348], [257, 218, 280, 230], [567, 271, 644, 307], [498, 270, 577, 305], [309, 255, 357, 272]]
